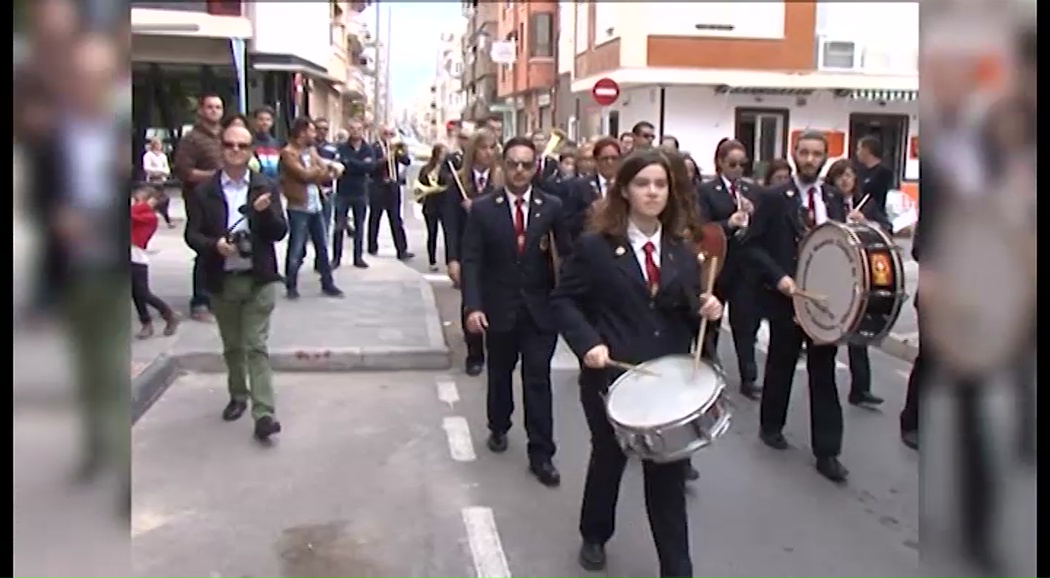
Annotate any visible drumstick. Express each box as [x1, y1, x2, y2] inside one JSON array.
[[446, 160, 469, 201], [853, 194, 871, 212], [792, 289, 828, 303], [693, 256, 720, 374], [606, 359, 659, 377]]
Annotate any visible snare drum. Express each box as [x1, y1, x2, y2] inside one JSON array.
[[604, 355, 732, 463], [795, 221, 907, 346]]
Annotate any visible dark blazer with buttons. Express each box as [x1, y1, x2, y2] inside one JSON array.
[[184, 171, 288, 295], [461, 188, 572, 334], [551, 231, 704, 389], [697, 176, 759, 289], [744, 181, 847, 318], [441, 170, 496, 264], [544, 174, 602, 241]]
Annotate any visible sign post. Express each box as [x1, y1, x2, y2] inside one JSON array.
[[591, 77, 620, 136]]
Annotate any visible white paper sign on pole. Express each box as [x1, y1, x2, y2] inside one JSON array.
[[490, 41, 517, 65]]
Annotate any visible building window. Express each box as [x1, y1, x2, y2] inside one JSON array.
[[821, 40, 856, 69], [530, 12, 554, 58]]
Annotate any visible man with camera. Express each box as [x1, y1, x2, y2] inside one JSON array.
[[184, 124, 289, 441]]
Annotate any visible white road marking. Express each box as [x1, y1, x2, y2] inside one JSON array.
[[423, 272, 453, 285], [436, 377, 460, 407], [442, 416, 477, 462], [462, 507, 512, 578]]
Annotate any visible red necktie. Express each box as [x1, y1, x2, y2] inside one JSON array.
[[477, 175, 487, 191], [642, 241, 660, 294], [729, 182, 738, 204], [513, 197, 526, 255], [806, 187, 818, 226]]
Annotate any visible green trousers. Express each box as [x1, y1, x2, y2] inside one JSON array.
[[211, 275, 278, 419], [63, 274, 130, 480]]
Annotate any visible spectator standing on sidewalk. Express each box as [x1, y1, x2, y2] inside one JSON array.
[[130, 185, 179, 339], [334, 118, 375, 269], [279, 117, 345, 300], [173, 93, 226, 322], [251, 105, 282, 183], [142, 137, 175, 228], [183, 124, 288, 441]]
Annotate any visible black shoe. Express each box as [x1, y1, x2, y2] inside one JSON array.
[[739, 381, 761, 400], [529, 460, 561, 487], [849, 392, 885, 407], [815, 456, 849, 483], [353, 259, 369, 269], [331, 259, 341, 270], [465, 360, 484, 377], [487, 432, 508, 453], [322, 286, 345, 298], [222, 399, 247, 422], [286, 287, 301, 300], [367, 249, 378, 256], [685, 464, 700, 481], [760, 430, 789, 450], [578, 542, 606, 572], [397, 252, 415, 261], [253, 415, 282, 441], [901, 430, 919, 450]]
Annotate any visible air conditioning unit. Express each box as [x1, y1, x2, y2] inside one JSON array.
[[817, 37, 858, 71]]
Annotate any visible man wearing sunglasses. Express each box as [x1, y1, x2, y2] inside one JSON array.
[[460, 136, 573, 488], [630, 121, 657, 150]]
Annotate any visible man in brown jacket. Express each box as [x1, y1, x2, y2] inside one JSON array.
[[279, 117, 344, 299]]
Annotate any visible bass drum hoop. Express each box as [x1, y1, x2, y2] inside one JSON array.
[[795, 222, 868, 345], [851, 223, 907, 346]]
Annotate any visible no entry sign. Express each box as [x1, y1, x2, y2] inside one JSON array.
[[591, 77, 620, 107]]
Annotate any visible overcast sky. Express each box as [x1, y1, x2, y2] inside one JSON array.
[[361, 2, 465, 111]]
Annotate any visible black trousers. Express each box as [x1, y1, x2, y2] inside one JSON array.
[[332, 194, 368, 265], [461, 295, 485, 364], [131, 263, 173, 324], [760, 312, 844, 458], [722, 276, 762, 384], [422, 202, 443, 265], [367, 183, 408, 256], [485, 311, 557, 461], [578, 371, 692, 578], [900, 295, 928, 433], [846, 345, 872, 397]]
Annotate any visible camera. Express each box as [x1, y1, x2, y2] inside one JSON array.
[[228, 230, 252, 258]]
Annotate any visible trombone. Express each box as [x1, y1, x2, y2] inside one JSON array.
[[384, 136, 406, 183]]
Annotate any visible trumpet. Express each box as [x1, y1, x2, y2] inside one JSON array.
[[540, 128, 567, 160]]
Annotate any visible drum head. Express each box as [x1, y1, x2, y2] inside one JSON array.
[[606, 355, 721, 428], [926, 202, 1036, 375], [795, 223, 864, 344]]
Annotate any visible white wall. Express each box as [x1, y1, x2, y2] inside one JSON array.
[[646, 2, 785, 40], [557, 0, 574, 75], [610, 86, 918, 177], [252, 2, 331, 69]]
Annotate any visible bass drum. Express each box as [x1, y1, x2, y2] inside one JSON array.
[[795, 221, 907, 346]]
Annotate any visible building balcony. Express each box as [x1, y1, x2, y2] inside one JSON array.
[[132, 0, 242, 17]]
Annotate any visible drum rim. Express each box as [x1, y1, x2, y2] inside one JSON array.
[[605, 354, 726, 429], [796, 222, 867, 345]]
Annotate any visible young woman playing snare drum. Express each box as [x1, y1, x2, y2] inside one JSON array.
[[551, 149, 723, 578]]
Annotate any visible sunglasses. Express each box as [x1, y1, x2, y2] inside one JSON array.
[[223, 141, 252, 151], [506, 160, 536, 170]]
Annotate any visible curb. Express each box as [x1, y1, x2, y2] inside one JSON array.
[[131, 346, 451, 425], [877, 334, 918, 363]]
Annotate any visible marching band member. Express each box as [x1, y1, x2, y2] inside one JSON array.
[[824, 159, 891, 408], [551, 149, 723, 577], [696, 139, 761, 399], [444, 129, 502, 376], [745, 130, 849, 483], [461, 136, 572, 487], [367, 126, 414, 261], [449, 128, 470, 169], [531, 130, 561, 186], [763, 158, 793, 187], [551, 137, 621, 242], [415, 143, 450, 272]]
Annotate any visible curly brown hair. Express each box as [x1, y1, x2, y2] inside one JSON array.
[[588, 149, 701, 239]]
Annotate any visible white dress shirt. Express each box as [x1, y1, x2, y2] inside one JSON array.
[[220, 171, 252, 271], [627, 220, 662, 283], [505, 187, 532, 229], [795, 177, 829, 226], [473, 168, 491, 191], [597, 175, 611, 198]]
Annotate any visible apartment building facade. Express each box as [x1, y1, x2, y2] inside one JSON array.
[[459, 0, 499, 123], [562, 1, 919, 200], [495, 1, 557, 136]]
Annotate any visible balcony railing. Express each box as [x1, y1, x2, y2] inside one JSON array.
[[132, 0, 242, 16]]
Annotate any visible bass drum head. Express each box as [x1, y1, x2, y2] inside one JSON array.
[[795, 222, 865, 345], [926, 202, 1036, 376], [606, 355, 720, 429]]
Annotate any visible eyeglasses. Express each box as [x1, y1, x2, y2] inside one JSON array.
[[506, 160, 535, 170], [222, 141, 252, 151]]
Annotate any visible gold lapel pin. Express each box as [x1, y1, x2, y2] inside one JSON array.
[[534, 212, 541, 218], [615, 246, 626, 256], [535, 198, 543, 206], [496, 196, 504, 204], [786, 189, 795, 198]]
